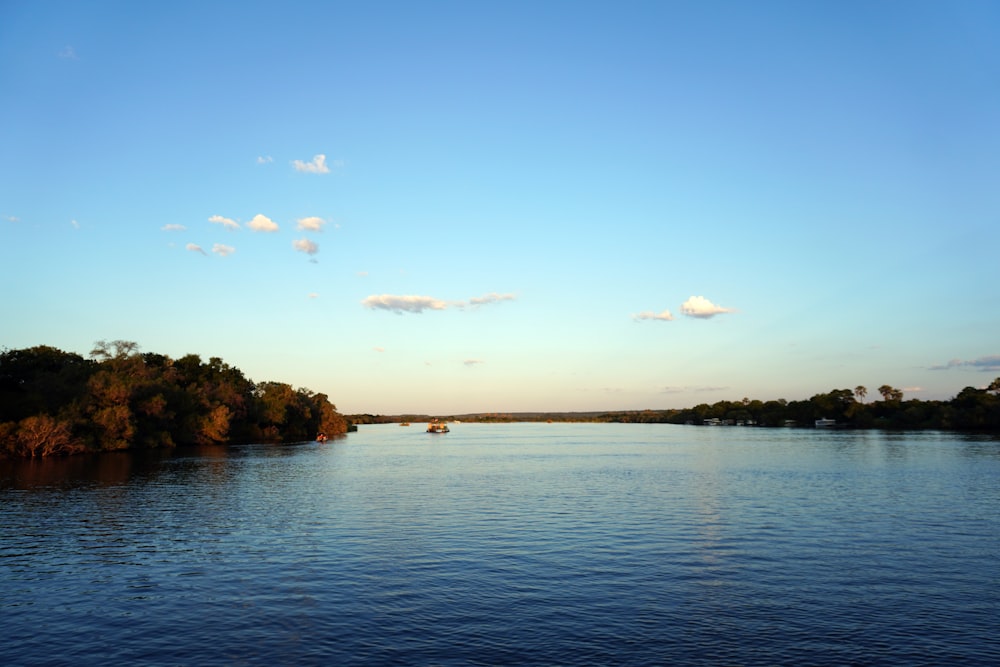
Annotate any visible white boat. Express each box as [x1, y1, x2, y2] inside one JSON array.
[[427, 420, 449, 433], [815, 418, 837, 428]]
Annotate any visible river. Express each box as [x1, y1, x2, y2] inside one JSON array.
[[2, 423, 998, 666]]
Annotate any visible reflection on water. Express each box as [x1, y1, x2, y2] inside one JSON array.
[[1, 425, 998, 666]]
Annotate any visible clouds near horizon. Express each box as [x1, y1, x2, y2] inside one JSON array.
[[362, 294, 448, 314], [362, 292, 515, 314], [681, 296, 735, 319], [930, 355, 1000, 372], [634, 309, 674, 322]]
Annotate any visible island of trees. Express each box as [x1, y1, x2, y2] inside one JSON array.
[[350, 382, 1000, 431], [1, 341, 353, 459]]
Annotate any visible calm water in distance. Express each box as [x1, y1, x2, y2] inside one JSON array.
[[2, 423, 999, 666]]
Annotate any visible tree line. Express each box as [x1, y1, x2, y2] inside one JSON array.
[[595, 382, 1000, 430], [1, 341, 353, 459], [350, 382, 1000, 431]]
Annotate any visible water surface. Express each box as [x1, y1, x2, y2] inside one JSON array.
[[2, 424, 998, 665]]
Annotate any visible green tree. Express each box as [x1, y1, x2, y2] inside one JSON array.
[[878, 385, 904, 403], [854, 385, 867, 403]]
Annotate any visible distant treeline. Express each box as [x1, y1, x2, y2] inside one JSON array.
[[1, 341, 353, 459], [350, 382, 1000, 431]]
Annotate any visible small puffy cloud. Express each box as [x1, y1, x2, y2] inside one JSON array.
[[468, 292, 516, 306], [247, 214, 278, 232], [162, 224, 186, 231], [362, 294, 448, 314], [212, 243, 235, 257], [634, 309, 674, 322], [70, 219, 80, 229], [681, 295, 735, 319], [257, 155, 273, 164], [292, 154, 331, 174], [186, 243, 207, 256], [5, 216, 19, 223], [209, 214, 240, 230], [464, 359, 485, 367], [930, 355, 1000, 372], [59, 45, 77, 59], [308, 292, 319, 299], [293, 238, 319, 255], [297, 216, 326, 231]]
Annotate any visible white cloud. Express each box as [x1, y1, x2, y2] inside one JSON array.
[[209, 215, 240, 230], [186, 243, 207, 256], [257, 155, 273, 164], [362, 294, 448, 314], [464, 359, 485, 367], [292, 154, 331, 174], [468, 292, 516, 306], [634, 309, 674, 322], [59, 45, 77, 60], [70, 219, 80, 229], [297, 216, 326, 231], [308, 293, 319, 299], [212, 243, 235, 257], [6, 215, 20, 223], [293, 238, 319, 255], [680, 295, 735, 319], [247, 214, 278, 232], [930, 355, 1000, 372], [162, 224, 186, 231]]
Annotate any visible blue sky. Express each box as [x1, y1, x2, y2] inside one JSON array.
[[2, 1, 999, 414]]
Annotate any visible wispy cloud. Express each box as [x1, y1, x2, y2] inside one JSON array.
[[661, 385, 729, 393], [293, 238, 319, 255], [633, 309, 674, 322], [362, 294, 449, 314], [70, 219, 80, 229], [5, 215, 19, 223], [681, 295, 735, 319], [373, 346, 386, 353], [257, 155, 273, 164], [468, 292, 516, 307], [464, 359, 485, 367], [297, 216, 326, 231], [247, 214, 278, 232], [209, 215, 240, 230], [363, 292, 515, 314], [162, 224, 186, 231], [292, 154, 331, 174], [186, 243, 207, 256], [308, 293, 319, 299], [929, 355, 1000, 372], [212, 243, 235, 257], [58, 45, 77, 60]]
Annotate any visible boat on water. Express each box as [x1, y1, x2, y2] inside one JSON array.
[[427, 420, 450, 433], [400, 422, 410, 426], [815, 418, 837, 428], [316, 432, 329, 442]]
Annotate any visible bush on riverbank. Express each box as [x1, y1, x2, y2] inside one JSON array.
[[0, 341, 352, 459]]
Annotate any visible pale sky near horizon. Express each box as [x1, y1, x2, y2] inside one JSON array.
[[2, 1, 999, 415]]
